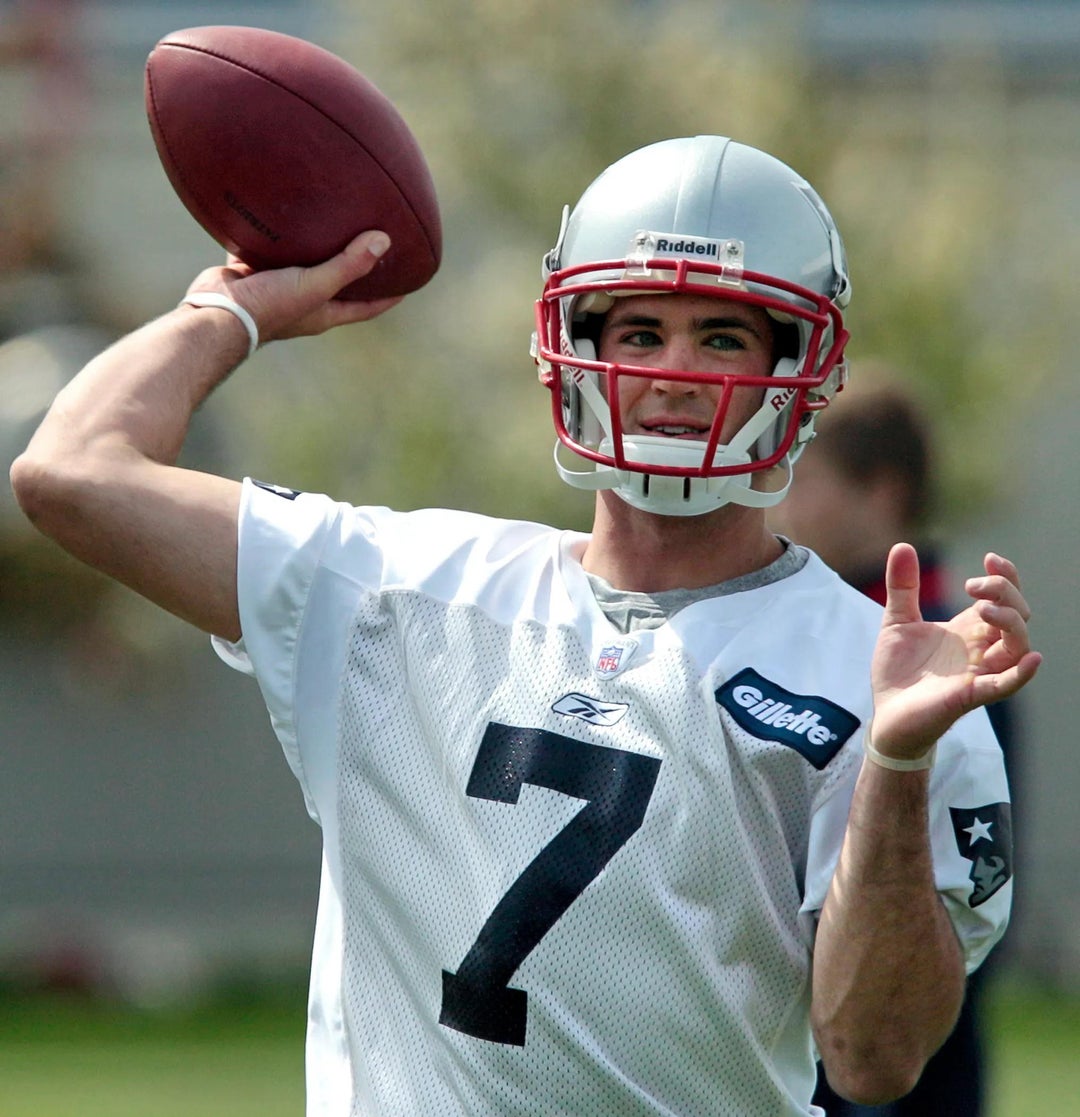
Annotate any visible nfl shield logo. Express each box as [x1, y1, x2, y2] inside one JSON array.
[[596, 645, 624, 674]]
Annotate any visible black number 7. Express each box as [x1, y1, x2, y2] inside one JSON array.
[[440, 722, 661, 1046]]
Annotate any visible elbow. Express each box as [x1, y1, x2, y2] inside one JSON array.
[[818, 1053, 923, 1108], [815, 1026, 933, 1107], [10, 450, 52, 527], [10, 447, 85, 542]]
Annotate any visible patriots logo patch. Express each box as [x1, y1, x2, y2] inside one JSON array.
[[950, 803, 1013, 908]]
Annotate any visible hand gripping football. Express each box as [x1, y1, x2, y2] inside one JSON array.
[[145, 25, 442, 300]]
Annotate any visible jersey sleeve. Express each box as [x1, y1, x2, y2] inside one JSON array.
[[930, 715, 1014, 972], [802, 708, 1013, 974], [211, 479, 375, 819]]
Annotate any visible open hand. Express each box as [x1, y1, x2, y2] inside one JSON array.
[[869, 543, 1041, 761]]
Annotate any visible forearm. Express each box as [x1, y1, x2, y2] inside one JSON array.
[[26, 304, 249, 468], [12, 302, 247, 552], [11, 305, 248, 636], [811, 761, 965, 1105]]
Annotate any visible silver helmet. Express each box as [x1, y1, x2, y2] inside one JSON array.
[[532, 136, 851, 515]]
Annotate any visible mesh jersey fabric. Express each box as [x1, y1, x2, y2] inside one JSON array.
[[213, 479, 1012, 1117]]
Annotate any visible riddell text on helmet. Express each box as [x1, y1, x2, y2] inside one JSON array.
[[654, 237, 719, 257]]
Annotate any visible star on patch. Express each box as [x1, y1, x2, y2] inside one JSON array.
[[962, 817, 995, 845]]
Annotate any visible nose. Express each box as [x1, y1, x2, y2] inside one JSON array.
[[649, 376, 698, 399], [648, 338, 699, 395]]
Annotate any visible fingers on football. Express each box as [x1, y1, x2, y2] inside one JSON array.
[[292, 231, 393, 305], [327, 294, 404, 326]]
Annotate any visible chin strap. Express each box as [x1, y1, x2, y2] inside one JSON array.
[[553, 440, 793, 513], [570, 364, 616, 441]]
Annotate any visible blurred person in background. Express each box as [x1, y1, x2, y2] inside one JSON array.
[[770, 366, 1017, 1117]]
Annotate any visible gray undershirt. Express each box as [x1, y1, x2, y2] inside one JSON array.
[[586, 537, 810, 634]]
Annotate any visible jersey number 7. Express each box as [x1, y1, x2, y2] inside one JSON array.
[[440, 722, 661, 1046]]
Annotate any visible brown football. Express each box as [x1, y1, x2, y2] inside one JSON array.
[[145, 25, 442, 300]]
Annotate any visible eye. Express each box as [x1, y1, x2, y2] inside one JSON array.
[[705, 332, 747, 352], [621, 328, 662, 348]]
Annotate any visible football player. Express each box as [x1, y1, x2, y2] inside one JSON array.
[[12, 136, 1039, 1116]]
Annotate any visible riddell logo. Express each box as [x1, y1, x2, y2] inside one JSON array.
[[769, 385, 798, 411], [654, 236, 719, 258], [715, 668, 859, 769]]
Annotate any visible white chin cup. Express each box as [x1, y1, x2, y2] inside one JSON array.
[[554, 435, 792, 515]]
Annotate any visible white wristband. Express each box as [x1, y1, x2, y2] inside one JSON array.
[[864, 735, 936, 772], [180, 292, 259, 360]]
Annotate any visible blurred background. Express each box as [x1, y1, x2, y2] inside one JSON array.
[[0, 0, 1078, 1112]]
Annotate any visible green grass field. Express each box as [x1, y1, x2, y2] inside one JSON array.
[[0, 977, 1077, 1116], [0, 983, 306, 1117], [985, 978, 1080, 1116]]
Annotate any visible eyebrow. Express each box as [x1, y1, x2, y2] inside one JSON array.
[[606, 312, 765, 338]]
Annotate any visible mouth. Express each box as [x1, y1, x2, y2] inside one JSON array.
[[640, 422, 710, 439]]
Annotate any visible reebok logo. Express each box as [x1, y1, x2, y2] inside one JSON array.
[[715, 668, 859, 769], [552, 692, 630, 727]]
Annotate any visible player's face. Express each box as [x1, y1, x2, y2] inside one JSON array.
[[597, 293, 775, 444]]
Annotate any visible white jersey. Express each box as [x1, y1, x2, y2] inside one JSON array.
[[214, 480, 1013, 1117]]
